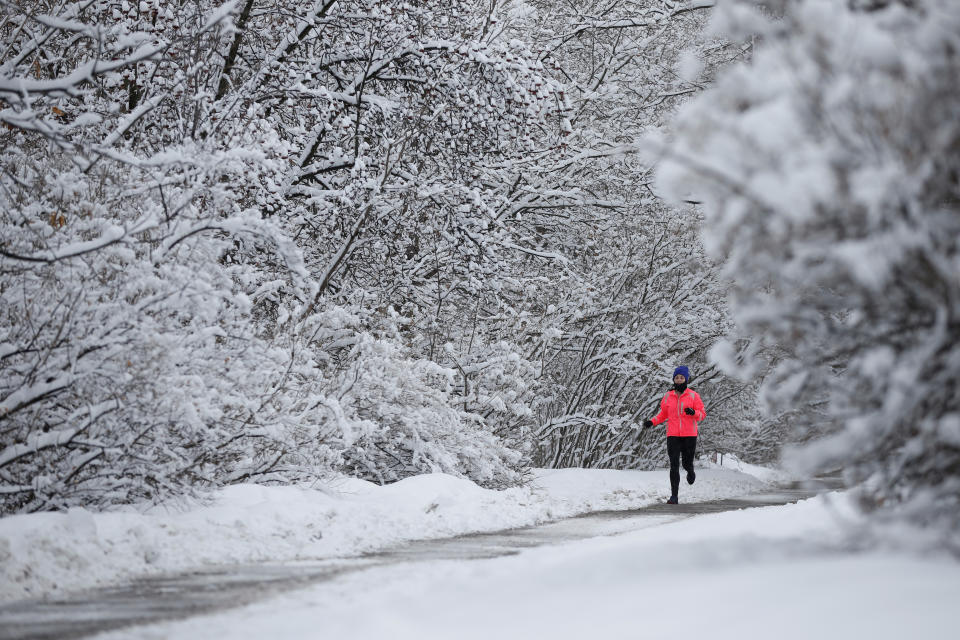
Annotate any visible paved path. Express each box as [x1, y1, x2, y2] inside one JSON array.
[[0, 477, 842, 640]]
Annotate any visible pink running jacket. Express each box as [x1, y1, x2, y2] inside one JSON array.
[[651, 388, 706, 437]]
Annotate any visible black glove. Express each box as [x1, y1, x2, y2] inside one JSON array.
[[643, 419, 653, 428], [684, 407, 696, 416]]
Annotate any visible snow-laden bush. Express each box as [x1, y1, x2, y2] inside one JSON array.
[[2, 0, 774, 512], [660, 0, 960, 540], [532, 203, 734, 470], [329, 334, 524, 487], [1, 0, 550, 512], [499, 2, 756, 470], [0, 3, 300, 511]]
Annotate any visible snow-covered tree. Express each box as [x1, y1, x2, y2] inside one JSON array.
[[2, 0, 775, 513], [0, 0, 313, 511], [209, 0, 560, 471], [493, 0, 754, 469], [660, 0, 960, 538], [0, 0, 543, 511]]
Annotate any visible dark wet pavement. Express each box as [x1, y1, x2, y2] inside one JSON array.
[[0, 476, 843, 640]]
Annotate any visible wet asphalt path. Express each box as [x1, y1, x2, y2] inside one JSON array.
[[0, 477, 842, 640]]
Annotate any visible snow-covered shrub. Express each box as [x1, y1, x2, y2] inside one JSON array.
[[1, 1, 546, 511], [493, 1, 755, 470], [0, 3, 299, 511], [531, 202, 737, 470], [660, 0, 960, 539], [253, 303, 526, 488], [328, 334, 523, 487], [2, 0, 772, 512]]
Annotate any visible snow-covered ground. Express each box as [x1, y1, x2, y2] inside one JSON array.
[[97, 486, 959, 640], [1, 458, 779, 603]]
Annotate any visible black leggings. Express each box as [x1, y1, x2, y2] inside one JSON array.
[[667, 436, 697, 497]]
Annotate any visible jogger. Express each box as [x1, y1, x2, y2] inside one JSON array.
[[643, 365, 706, 504]]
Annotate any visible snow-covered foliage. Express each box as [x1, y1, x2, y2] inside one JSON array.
[[0, 0, 549, 511], [660, 0, 960, 537], [508, 0, 755, 469], [1, 0, 765, 513], [0, 0, 296, 511]]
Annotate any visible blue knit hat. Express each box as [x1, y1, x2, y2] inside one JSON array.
[[673, 366, 690, 380]]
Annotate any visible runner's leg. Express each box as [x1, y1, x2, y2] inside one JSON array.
[[681, 436, 697, 484], [667, 436, 681, 498]]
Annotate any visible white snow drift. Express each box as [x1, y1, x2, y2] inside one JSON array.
[[0, 463, 773, 602]]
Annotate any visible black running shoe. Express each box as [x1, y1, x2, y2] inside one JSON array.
[[666, 495, 678, 504], [687, 470, 696, 485]]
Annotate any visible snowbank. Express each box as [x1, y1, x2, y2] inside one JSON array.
[[0, 466, 769, 602], [708, 452, 798, 484], [129, 492, 957, 640]]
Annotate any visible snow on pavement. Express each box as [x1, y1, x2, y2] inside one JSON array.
[[96, 492, 960, 640], [0, 463, 772, 602]]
